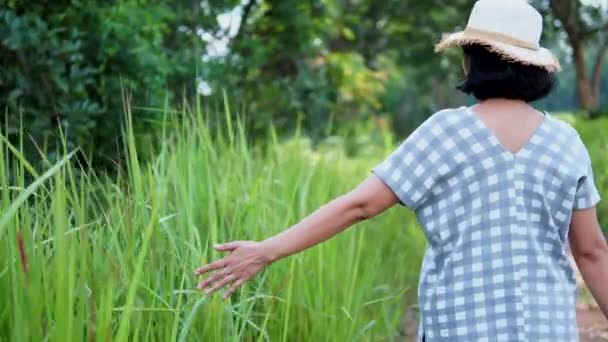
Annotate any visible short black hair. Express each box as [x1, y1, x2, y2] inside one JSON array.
[[457, 44, 556, 102]]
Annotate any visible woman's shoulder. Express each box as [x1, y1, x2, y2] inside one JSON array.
[[544, 113, 584, 144], [422, 106, 470, 128], [543, 114, 592, 168], [431, 106, 469, 119], [424, 107, 583, 143]]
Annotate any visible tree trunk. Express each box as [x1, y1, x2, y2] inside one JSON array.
[[591, 37, 608, 112], [549, 0, 605, 113], [572, 44, 599, 112]]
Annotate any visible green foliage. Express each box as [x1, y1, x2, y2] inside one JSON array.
[[203, 0, 477, 140], [2, 0, 606, 168], [0, 1, 208, 167], [0, 103, 424, 341]]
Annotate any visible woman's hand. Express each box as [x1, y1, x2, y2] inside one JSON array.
[[195, 241, 272, 299]]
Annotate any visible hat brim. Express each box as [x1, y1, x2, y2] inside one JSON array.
[[435, 31, 561, 73]]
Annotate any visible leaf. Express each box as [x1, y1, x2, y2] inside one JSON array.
[[0, 150, 77, 240]]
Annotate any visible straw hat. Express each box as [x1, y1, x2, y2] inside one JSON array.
[[435, 0, 561, 72]]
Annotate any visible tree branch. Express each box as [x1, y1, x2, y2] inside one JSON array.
[[550, 0, 584, 43], [233, 0, 257, 44], [585, 21, 608, 38]]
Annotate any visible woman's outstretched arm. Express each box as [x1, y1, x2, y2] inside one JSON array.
[[194, 174, 399, 298], [569, 207, 608, 318]]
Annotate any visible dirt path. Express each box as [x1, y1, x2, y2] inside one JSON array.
[[577, 307, 608, 341], [573, 254, 608, 342]]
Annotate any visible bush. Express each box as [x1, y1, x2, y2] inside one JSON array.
[[0, 2, 205, 168]]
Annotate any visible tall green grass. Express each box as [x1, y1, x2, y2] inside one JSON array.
[[0, 102, 425, 341]]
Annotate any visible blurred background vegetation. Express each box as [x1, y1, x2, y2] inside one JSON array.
[[1, 1, 608, 228], [2, 0, 608, 165]]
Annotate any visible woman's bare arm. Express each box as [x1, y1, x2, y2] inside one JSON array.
[[569, 207, 608, 317], [260, 174, 399, 262], [194, 174, 399, 298]]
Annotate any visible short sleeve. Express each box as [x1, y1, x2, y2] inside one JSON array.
[[372, 111, 453, 210], [573, 152, 601, 210]]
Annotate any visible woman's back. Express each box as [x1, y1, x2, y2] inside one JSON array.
[[469, 100, 546, 155], [373, 105, 600, 341]]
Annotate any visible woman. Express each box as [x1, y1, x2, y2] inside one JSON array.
[[195, 0, 608, 340]]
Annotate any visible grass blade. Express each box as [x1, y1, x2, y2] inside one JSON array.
[[0, 150, 76, 240]]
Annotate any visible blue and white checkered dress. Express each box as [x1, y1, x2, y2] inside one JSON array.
[[373, 107, 601, 341]]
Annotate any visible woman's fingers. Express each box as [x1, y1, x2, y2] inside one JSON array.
[[214, 241, 246, 252], [197, 268, 231, 290], [194, 240, 265, 297], [194, 259, 226, 276], [205, 274, 237, 295], [222, 278, 247, 299], [194, 241, 249, 276]]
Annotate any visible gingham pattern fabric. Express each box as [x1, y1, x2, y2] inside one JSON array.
[[373, 107, 601, 342]]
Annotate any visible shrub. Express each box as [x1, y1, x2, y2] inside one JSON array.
[[0, 2, 204, 169]]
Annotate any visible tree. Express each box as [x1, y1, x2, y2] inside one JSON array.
[[218, 0, 476, 137], [543, 0, 608, 113], [0, 0, 237, 168]]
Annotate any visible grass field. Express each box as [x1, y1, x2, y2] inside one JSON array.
[[0, 107, 606, 341], [0, 104, 424, 341]]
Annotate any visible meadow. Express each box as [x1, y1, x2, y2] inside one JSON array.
[[0, 103, 424, 341], [0, 106, 606, 341]]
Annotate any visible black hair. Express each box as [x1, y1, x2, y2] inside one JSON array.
[[457, 44, 556, 102]]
